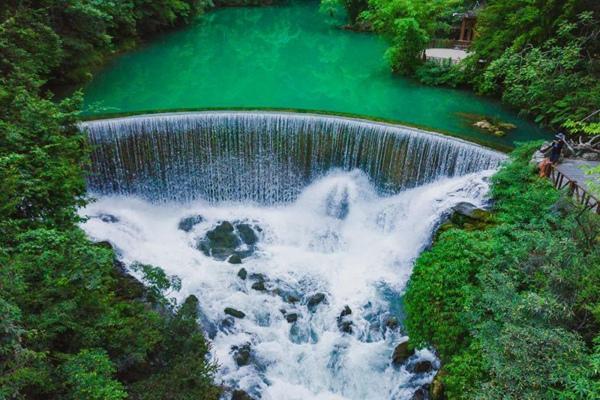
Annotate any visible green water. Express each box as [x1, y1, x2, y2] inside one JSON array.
[[83, 1, 548, 149]]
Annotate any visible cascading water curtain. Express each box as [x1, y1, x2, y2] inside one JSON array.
[[82, 112, 505, 203]]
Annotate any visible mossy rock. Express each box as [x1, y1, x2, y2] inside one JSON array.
[[237, 268, 248, 280], [430, 369, 447, 400], [198, 221, 241, 260], [224, 307, 245, 319], [228, 254, 242, 264], [235, 223, 258, 245], [392, 340, 414, 365]]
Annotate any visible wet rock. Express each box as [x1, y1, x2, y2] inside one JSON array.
[[231, 389, 253, 400], [285, 294, 300, 303], [411, 385, 430, 400], [235, 223, 258, 245], [178, 215, 203, 232], [249, 273, 266, 282], [237, 268, 248, 280], [224, 307, 245, 319], [385, 317, 399, 330], [392, 341, 414, 366], [437, 203, 492, 237], [473, 119, 516, 137], [307, 292, 326, 311], [286, 313, 299, 323], [228, 254, 242, 264], [231, 343, 252, 367], [220, 317, 235, 331], [410, 360, 434, 374], [337, 306, 353, 333], [340, 305, 352, 317], [98, 213, 119, 223], [251, 281, 266, 291], [339, 320, 353, 334], [198, 221, 241, 260]]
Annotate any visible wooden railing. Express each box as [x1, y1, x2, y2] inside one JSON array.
[[550, 165, 600, 213], [427, 39, 471, 50]]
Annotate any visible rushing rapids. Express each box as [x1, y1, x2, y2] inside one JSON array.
[[82, 112, 504, 203], [80, 113, 506, 399]]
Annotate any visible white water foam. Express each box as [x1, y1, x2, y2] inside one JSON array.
[[80, 169, 494, 400]]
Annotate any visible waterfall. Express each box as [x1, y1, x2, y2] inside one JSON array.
[[80, 111, 506, 399], [82, 112, 505, 203]]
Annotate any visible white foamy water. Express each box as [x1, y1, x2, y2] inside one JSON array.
[[80, 169, 494, 400]]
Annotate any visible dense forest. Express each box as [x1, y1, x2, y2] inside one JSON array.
[[0, 1, 225, 399], [1, 0, 599, 399]]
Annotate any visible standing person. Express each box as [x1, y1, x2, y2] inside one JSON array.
[[539, 133, 566, 177]]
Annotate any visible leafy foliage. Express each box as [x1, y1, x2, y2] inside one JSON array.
[[0, 1, 224, 399], [477, 13, 600, 129], [405, 143, 600, 399]]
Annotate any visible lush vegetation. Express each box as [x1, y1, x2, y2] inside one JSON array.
[[404, 143, 600, 399], [0, 1, 226, 399], [322, 0, 599, 134]]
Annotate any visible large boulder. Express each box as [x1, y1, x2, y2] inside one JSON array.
[[392, 340, 414, 366], [198, 221, 240, 260], [237, 268, 248, 280], [198, 221, 261, 261]]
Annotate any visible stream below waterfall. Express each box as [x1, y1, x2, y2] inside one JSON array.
[[81, 169, 494, 400]]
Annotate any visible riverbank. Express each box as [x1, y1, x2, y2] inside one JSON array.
[[404, 143, 600, 399]]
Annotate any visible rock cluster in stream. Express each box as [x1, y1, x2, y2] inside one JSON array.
[[196, 220, 261, 262]]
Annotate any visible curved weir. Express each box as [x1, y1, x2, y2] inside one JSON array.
[[81, 112, 506, 399], [83, 112, 505, 203]]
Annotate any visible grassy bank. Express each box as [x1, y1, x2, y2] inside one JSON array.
[[404, 143, 600, 399]]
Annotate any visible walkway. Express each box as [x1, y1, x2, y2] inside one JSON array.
[[424, 48, 468, 64], [551, 159, 600, 213]]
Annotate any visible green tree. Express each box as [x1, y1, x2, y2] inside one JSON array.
[[63, 349, 127, 400]]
